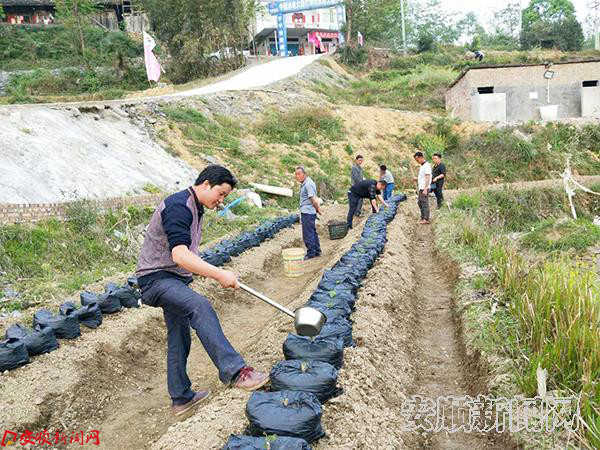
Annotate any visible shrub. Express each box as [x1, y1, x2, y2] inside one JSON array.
[[255, 108, 345, 146]]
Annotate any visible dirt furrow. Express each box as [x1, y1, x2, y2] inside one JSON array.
[[0, 206, 361, 449], [405, 205, 512, 449]]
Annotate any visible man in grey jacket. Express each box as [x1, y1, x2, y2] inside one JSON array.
[[351, 155, 365, 217]]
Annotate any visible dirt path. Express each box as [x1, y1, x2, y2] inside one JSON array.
[[408, 221, 506, 449], [444, 175, 600, 200]]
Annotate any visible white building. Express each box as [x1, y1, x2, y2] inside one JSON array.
[[252, 1, 345, 56]]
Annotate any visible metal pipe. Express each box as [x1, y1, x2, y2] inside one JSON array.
[[239, 282, 295, 318]]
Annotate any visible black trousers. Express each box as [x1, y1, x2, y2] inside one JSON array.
[[347, 192, 361, 229], [434, 183, 444, 208]]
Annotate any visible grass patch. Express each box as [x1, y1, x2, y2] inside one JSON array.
[[406, 119, 600, 190], [437, 210, 600, 448], [315, 65, 457, 112], [255, 107, 345, 146], [163, 106, 242, 156], [522, 218, 600, 252], [0, 199, 295, 308], [452, 193, 480, 211], [0, 202, 154, 304], [476, 187, 598, 232]]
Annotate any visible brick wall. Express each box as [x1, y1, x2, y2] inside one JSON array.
[[0, 194, 165, 226]]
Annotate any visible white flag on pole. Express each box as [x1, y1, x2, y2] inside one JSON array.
[[357, 31, 364, 47], [143, 31, 162, 83]]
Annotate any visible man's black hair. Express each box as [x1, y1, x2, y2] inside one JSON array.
[[380, 165, 387, 171], [377, 179, 388, 187], [414, 151, 424, 158], [195, 165, 237, 189], [356, 155, 364, 160], [433, 153, 442, 159]]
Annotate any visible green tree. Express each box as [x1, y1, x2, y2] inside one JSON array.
[[55, 0, 99, 58], [344, 0, 397, 46], [521, 0, 584, 50], [0, 4, 5, 20], [141, 0, 257, 83], [493, 2, 521, 38], [404, 0, 463, 47]]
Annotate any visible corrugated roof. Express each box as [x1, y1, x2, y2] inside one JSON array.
[[449, 59, 600, 89]]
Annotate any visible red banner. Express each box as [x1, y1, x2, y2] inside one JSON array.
[[316, 31, 339, 39]]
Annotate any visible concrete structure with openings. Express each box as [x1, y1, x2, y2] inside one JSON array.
[[446, 60, 600, 123]]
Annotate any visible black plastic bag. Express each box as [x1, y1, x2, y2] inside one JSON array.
[[222, 435, 311, 450], [283, 334, 344, 369], [318, 316, 354, 347], [305, 300, 351, 322], [0, 338, 30, 371], [317, 279, 358, 296], [5, 324, 59, 356], [246, 391, 325, 443], [320, 269, 361, 287], [333, 259, 369, 279], [127, 277, 139, 289], [310, 289, 356, 311], [200, 250, 229, 267], [80, 291, 122, 314], [59, 301, 103, 329], [106, 286, 140, 309], [270, 360, 341, 403], [33, 308, 81, 339]]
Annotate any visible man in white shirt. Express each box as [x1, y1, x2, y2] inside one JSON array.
[[379, 165, 395, 200], [414, 152, 432, 224]]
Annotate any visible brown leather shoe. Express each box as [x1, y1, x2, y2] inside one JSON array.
[[171, 390, 211, 417], [231, 366, 270, 391]]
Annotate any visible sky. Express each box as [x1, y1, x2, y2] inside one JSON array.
[[439, 0, 593, 31]]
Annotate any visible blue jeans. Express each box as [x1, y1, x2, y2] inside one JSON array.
[[141, 278, 246, 405], [383, 183, 395, 200], [301, 213, 321, 257]]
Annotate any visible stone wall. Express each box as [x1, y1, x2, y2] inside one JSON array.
[[0, 194, 164, 226]]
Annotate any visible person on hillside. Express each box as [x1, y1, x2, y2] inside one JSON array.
[[351, 155, 365, 217], [347, 179, 389, 229], [379, 165, 395, 200], [431, 153, 447, 209], [135, 165, 269, 417], [295, 166, 322, 260], [413, 152, 432, 225]]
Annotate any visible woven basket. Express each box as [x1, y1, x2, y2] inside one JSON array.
[[328, 221, 348, 240]]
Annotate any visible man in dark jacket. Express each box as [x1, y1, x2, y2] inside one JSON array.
[[136, 165, 269, 417], [431, 153, 447, 209], [350, 155, 364, 217], [346, 179, 388, 229]]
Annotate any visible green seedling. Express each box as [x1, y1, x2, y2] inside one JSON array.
[[328, 290, 337, 298], [326, 302, 335, 308], [300, 361, 309, 373], [264, 434, 278, 449]]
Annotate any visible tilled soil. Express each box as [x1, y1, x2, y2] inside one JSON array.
[[1, 200, 516, 450], [0, 205, 362, 449], [406, 221, 508, 450], [151, 207, 419, 450]]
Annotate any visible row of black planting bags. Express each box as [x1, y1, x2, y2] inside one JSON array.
[[0, 214, 299, 372], [222, 194, 407, 450]]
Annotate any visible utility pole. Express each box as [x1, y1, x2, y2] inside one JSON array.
[[591, 1, 600, 50], [400, 0, 407, 55]]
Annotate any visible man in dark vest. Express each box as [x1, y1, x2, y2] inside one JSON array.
[[136, 165, 269, 417]]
